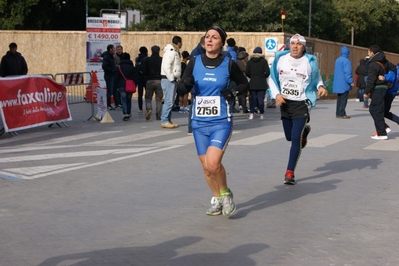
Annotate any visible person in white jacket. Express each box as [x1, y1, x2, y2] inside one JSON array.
[[160, 36, 182, 128], [269, 34, 328, 185]]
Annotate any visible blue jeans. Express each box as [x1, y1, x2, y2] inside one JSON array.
[[161, 79, 177, 123], [336, 91, 349, 116], [118, 87, 132, 115], [358, 88, 369, 106]]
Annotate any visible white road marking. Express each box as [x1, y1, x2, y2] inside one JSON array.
[[0, 145, 183, 180], [229, 132, 285, 145], [306, 134, 357, 147], [364, 137, 399, 151], [153, 136, 194, 146], [0, 147, 156, 163], [32, 131, 122, 145], [0, 132, 59, 145], [0, 145, 73, 154], [84, 130, 179, 145], [0, 163, 86, 179]]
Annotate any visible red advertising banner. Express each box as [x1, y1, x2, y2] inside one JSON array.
[[0, 76, 72, 132]]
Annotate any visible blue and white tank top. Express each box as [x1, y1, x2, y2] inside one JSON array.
[[192, 55, 232, 122]]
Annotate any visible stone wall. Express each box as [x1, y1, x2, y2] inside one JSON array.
[[2, 30, 399, 92]]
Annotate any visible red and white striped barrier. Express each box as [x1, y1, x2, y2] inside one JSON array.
[[64, 73, 84, 85]]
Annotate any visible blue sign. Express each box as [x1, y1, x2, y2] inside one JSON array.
[[265, 38, 277, 51]]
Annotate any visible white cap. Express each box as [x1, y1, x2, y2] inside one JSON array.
[[290, 34, 306, 46]]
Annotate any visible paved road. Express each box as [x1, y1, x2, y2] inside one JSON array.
[[1, 98, 399, 266]]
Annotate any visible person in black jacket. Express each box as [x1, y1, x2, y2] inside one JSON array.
[[0, 43, 28, 77], [114, 53, 137, 121], [355, 57, 369, 108], [141, 45, 163, 121], [135, 46, 148, 115], [245, 47, 270, 120], [102, 44, 119, 110], [364, 45, 392, 140]]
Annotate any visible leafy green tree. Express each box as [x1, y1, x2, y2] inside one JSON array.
[[333, 0, 399, 52], [0, 0, 39, 29], [2, 0, 399, 53]]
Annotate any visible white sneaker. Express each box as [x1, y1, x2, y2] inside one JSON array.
[[372, 127, 391, 136], [370, 135, 388, 140], [248, 113, 254, 120], [260, 114, 264, 120], [206, 197, 223, 216], [221, 190, 236, 216]]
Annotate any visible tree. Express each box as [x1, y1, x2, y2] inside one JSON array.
[[333, 0, 399, 52], [0, 0, 39, 29], [2, 0, 399, 53]]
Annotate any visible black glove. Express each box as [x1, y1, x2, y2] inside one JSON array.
[[177, 82, 188, 95], [221, 88, 238, 100], [184, 76, 194, 88]]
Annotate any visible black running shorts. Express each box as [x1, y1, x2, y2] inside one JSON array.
[[280, 99, 310, 122]]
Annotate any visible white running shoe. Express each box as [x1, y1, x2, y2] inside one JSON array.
[[370, 135, 388, 140], [206, 197, 223, 216], [221, 190, 236, 216], [248, 113, 254, 120]]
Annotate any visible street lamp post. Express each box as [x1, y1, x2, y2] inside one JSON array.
[[308, 0, 312, 37], [281, 9, 286, 32]]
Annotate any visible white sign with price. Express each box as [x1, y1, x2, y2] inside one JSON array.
[[86, 17, 121, 89], [87, 33, 120, 42]]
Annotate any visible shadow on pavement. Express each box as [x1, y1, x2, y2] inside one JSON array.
[[36, 236, 269, 266], [231, 179, 341, 219], [299, 158, 383, 183]]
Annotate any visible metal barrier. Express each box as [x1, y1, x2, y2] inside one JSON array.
[[55, 72, 94, 121]]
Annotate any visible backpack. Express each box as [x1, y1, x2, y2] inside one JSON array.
[[375, 61, 393, 88]]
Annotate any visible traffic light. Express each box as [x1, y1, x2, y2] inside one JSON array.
[[281, 9, 286, 20]]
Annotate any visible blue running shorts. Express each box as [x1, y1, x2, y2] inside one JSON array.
[[192, 120, 232, 156]]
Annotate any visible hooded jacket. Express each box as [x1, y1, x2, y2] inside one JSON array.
[[332, 46, 353, 94], [161, 43, 181, 82], [365, 51, 391, 94], [269, 50, 323, 107], [245, 54, 270, 91]]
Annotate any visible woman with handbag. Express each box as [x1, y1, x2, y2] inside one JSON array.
[[115, 52, 138, 121]]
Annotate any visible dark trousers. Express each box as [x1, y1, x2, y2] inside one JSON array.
[[104, 74, 114, 107], [336, 91, 349, 116], [384, 93, 399, 126], [249, 90, 266, 114], [369, 87, 387, 136], [282, 117, 307, 171], [137, 83, 145, 111]]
